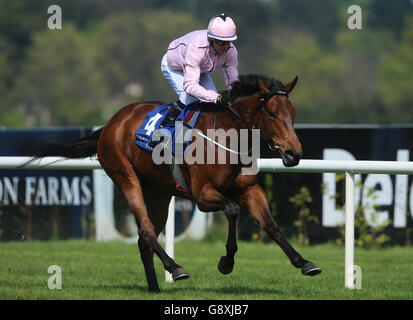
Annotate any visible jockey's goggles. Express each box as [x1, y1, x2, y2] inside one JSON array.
[[214, 39, 231, 47]]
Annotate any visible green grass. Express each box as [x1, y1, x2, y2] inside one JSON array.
[[0, 239, 412, 300]]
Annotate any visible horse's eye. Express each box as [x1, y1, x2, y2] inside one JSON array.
[[268, 111, 277, 119]]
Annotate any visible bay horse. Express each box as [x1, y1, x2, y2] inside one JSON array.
[[30, 74, 321, 292]]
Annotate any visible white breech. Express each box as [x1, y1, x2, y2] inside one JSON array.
[[161, 54, 217, 105]]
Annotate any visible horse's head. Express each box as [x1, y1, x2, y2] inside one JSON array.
[[227, 75, 302, 167], [255, 76, 302, 167]]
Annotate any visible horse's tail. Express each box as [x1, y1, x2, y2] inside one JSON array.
[[24, 127, 104, 165]]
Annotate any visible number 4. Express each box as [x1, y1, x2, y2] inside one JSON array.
[[144, 113, 163, 136]]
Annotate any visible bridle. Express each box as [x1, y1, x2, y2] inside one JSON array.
[[225, 90, 289, 151]]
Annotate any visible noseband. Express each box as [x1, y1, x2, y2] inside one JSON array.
[[226, 90, 289, 151]]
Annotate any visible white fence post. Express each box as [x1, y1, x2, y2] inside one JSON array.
[[345, 171, 355, 289]]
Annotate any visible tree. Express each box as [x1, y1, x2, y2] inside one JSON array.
[[0, 0, 48, 63], [289, 186, 319, 245], [332, 28, 396, 123], [263, 33, 344, 123], [274, 0, 340, 47], [367, 0, 413, 39], [15, 24, 109, 126], [95, 10, 201, 106], [379, 17, 413, 123]]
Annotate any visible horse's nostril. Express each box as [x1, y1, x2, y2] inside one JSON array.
[[285, 150, 294, 156], [283, 149, 302, 167], [285, 149, 301, 160]]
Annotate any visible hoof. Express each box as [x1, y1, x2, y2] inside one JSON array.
[[218, 256, 234, 275], [301, 262, 322, 276], [172, 267, 190, 281]]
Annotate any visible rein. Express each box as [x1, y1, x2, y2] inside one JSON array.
[[226, 90, 289, 151], [183, 90, 289, 155]]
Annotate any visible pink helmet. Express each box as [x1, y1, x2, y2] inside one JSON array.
[[207, 13, 237, 41]]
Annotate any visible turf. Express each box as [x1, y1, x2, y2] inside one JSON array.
[[0, 239, 412, 300]]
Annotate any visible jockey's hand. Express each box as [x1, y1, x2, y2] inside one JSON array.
[[216, 94, 230, 108]]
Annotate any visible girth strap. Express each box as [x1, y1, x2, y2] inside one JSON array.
[[168, 159, 193, 200]]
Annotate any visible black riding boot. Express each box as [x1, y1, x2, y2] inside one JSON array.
[[163, 101, 183, 125], [148, 101, 184, 148]]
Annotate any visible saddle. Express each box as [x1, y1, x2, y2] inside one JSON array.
[[135, 101, 201, 154], [135, 102, 202, 199]]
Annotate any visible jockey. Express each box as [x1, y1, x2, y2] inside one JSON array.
[[153, 13, 239, 136]]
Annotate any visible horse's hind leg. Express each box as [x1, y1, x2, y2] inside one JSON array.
[[137, 231, 159, 292], [139, 185, 189, 291], [107, 165, 188, 290], [135, 190, 166, 293], [218, 202, 240, 275]]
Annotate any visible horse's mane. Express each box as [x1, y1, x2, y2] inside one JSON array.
[[222, 74, 285, 103]]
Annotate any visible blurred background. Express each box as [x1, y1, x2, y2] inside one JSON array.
[[1, 1, 413, 245], [1, 0, 413, 128]]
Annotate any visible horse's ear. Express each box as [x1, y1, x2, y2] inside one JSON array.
[[284, 76, 298, 93], [258, 79, 270, 93]]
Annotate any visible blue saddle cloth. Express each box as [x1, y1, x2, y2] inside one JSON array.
[[135, 102, 201, 154]]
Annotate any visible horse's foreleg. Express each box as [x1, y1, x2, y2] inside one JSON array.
[[240, 184, 321, 276], [195, 183, 239, 274], [218, 202, 240, 275]]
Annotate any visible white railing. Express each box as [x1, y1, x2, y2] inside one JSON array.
[[258, 158, 413, 289], [0, 156, 101, 170], [2, 156, 413, 289]]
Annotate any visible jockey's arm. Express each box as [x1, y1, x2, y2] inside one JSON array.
[[223, 45, 239, 90], [183, 44, 220, 103]]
